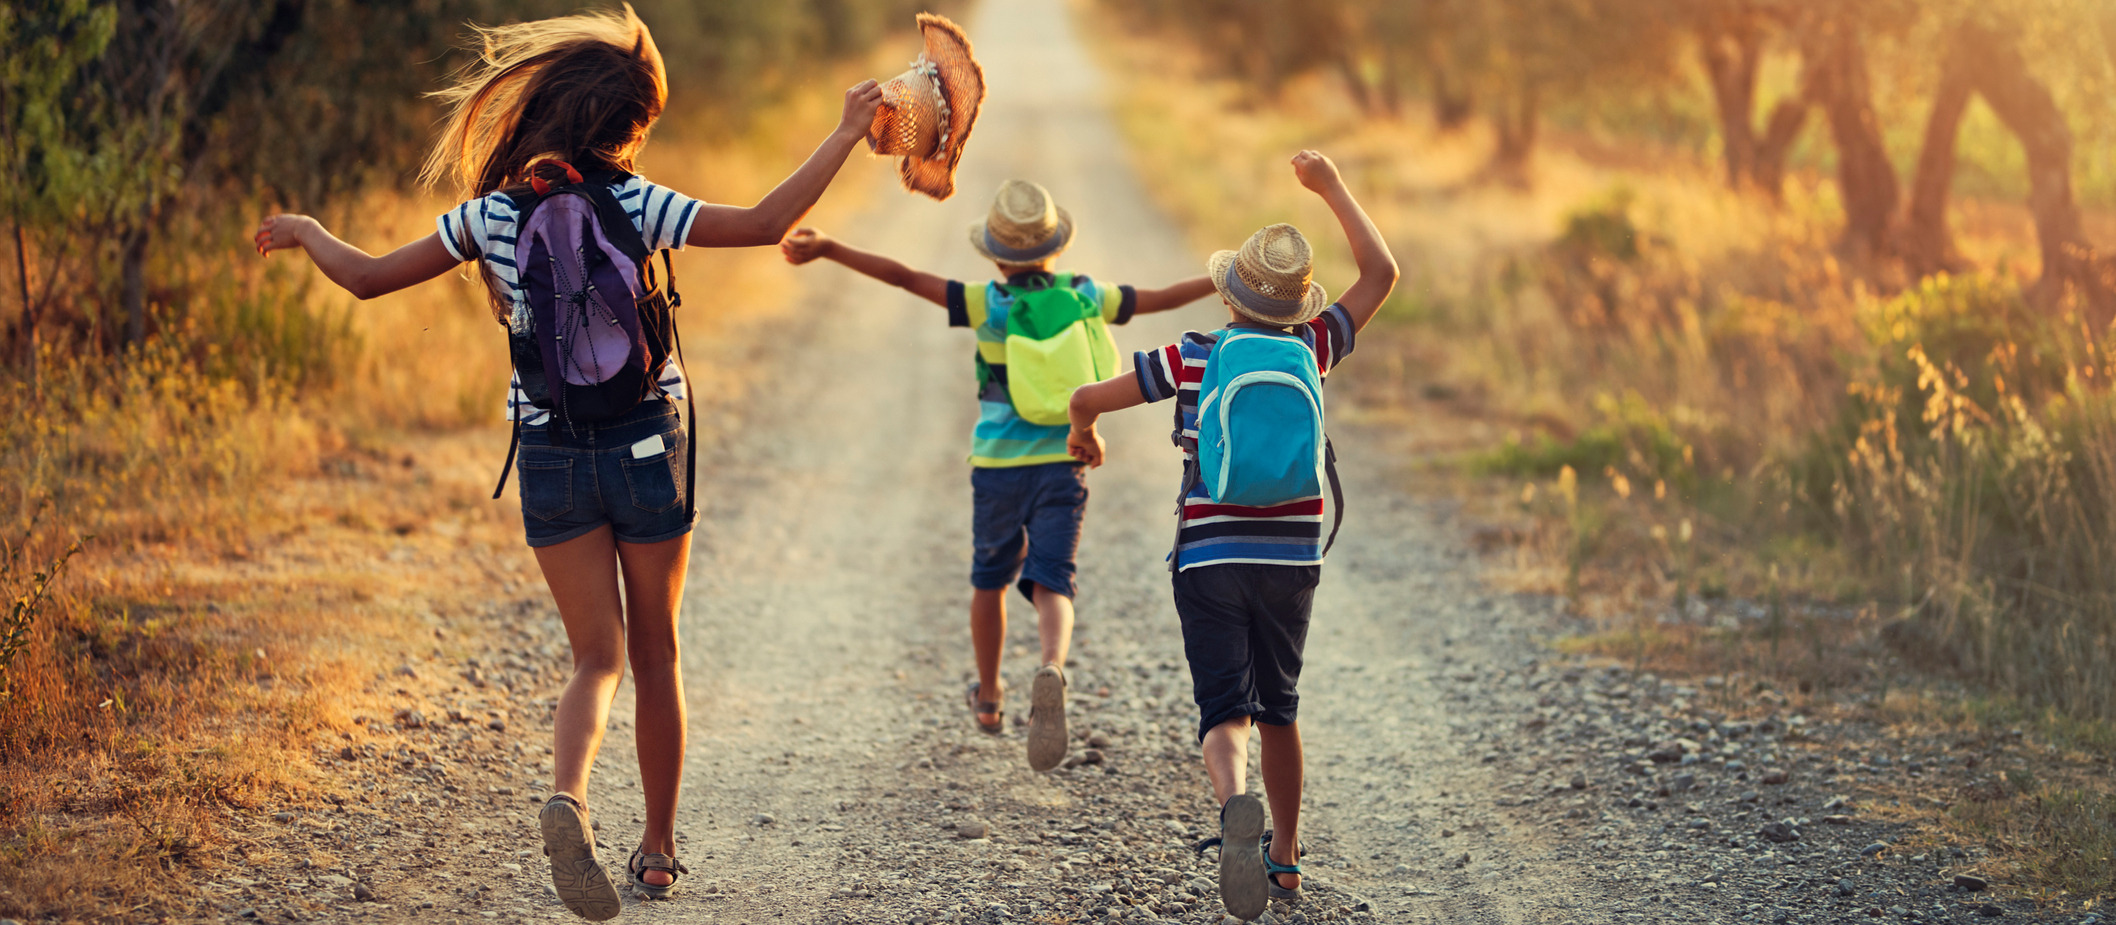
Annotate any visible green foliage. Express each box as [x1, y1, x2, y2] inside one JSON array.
[[0, 511, 82, 707], [1557, 188, 1643, 263], [1475, 392, 1694, 489]]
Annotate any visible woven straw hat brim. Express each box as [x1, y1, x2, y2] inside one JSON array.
[[967, 206, 1075, 265], [1208, 249, 1329, 326], [899, 13, 985, 200]]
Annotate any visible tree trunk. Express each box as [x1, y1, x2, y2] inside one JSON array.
[[1752, 94, 1812, 202], [1808, 20, 1898, 261], [1432, 64, 1474, 132], [1490, 85, 1539, 186], [1956, 22, 2114, 326], [12, 222, 36, 397], [121, 224, 148, 349], [1700, 17, 1763, 189], [1898, 26, 1976, 277], [1337, 56, 1380, 115]]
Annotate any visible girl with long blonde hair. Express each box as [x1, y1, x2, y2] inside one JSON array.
[[255, 7, 881, 918]]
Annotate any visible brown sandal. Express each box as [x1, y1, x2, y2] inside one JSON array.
[[539, 794, 621, 920], [966, 680, 1004, 735], [627, 847, 688, 900]]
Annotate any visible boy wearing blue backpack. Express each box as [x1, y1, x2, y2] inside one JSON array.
[[780, 179, 1213, 771], [1065, 151, 1397, 921]]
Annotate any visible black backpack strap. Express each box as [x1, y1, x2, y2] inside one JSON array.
[[581, 174, 652, 263], [662, 249, 697, 525], [1169, 456, 1200, 574], [492, 400, 523, 501], [1322, 436, 1344, 556]]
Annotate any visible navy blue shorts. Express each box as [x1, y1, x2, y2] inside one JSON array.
[[515, 399, 693, 548], [1171, 563, 1321, 741], [969, 462, 1087, 600]]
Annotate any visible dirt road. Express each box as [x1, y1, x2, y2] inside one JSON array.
[[228, 2, 2059, 924]]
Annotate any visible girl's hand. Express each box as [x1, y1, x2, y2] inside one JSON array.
[[254, 214, 317, 256], [1067, 424, 1106, 469], [780, 228, 831, 265], [837, 79, 884, 140], [1291, 150, 1343, 195]]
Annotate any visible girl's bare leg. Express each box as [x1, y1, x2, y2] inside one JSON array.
[[616, 533, 690, 887], [534, 527, 627, 808]]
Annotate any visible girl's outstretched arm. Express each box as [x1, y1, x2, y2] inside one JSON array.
[[686, 80, 886, 248], [254, 217, 459, 300]]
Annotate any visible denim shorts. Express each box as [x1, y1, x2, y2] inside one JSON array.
[[969, 462, 1088, 600], [1171, 563, 1321, 741], [515, 399, 693, 548]]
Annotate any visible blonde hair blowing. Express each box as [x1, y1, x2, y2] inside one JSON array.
[[417, 4, 668, 201]]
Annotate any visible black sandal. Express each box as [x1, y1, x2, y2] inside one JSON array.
[[1261, 830, 1306, 902], [1194, 794, 1268, 921], [627, 846, 688, 900], [966, 680, 1004, 735]]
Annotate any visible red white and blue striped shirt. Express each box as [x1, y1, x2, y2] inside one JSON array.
[[1132, 304, 1355, 571]]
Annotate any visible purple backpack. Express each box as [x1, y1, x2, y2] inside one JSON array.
[[490, 160, 694, 519]]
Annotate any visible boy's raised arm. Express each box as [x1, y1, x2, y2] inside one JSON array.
[[254, 217, 460, 300], [1292, 150, 1397, 333], [1131, 276, 1216, 315], [781, 228, 950, 307]]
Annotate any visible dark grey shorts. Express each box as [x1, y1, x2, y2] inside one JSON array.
[[515, 400, 693, 548], [1171, 563, 1321, 741], [969, 462, 1087, 600]]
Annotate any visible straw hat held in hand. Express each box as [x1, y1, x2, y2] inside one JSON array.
[[868, 13, 985, 200]]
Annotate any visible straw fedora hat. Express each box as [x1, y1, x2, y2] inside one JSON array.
[[1207, 224, 1330, 326], [868, 13, 985, 201], [967, 180, 1075, 265]]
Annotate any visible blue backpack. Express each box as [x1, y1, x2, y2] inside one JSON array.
[[1193, 325, 1344, 549]]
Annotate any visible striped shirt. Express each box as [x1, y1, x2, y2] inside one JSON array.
[[436, 176, 704, 426], [946, 271, 1138, 468], [1133, 305, 1356, 570]]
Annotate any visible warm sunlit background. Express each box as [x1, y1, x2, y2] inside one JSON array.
[[2, 0, 2112, 918]]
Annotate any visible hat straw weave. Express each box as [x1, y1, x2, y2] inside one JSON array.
[[967, 179, 1074, 264], [1207, 224, 1329, 325]]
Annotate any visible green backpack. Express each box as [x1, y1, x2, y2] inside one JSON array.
[[998, 274, 1118, 425]]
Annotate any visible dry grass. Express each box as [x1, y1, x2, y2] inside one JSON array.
[[1086, 0, 2116, 900], [0, 46, 890, 918]]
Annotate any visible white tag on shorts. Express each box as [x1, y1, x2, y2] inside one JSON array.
[[630, 434, 667, 459]]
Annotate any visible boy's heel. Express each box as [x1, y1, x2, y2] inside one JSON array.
[[1026, 665, 1068, 771], [1217, 793, 1268, 921]]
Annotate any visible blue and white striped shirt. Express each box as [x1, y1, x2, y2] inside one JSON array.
[[436, 176, 703, 426]]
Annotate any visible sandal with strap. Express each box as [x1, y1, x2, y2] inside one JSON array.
[[1026, 665, 1069, 772], [627, 847, 689, 900], [1195, 794, 1267, 921], [539, 794, 621, 921], [1261, 830, 1306, 902], [966, 680, 1004, 735]]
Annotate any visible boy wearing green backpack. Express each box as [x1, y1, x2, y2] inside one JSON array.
[[1065, 151, 1397, 920], [780, 179, 1213, 771]]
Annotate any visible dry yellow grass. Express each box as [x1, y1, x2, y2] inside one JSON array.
[[0, 42, 893, 917], [1086, 1, 2115, 900]]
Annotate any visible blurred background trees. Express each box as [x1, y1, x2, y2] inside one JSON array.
[[0, 0, 933, 388], [1121, 0, 2116, 325]]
